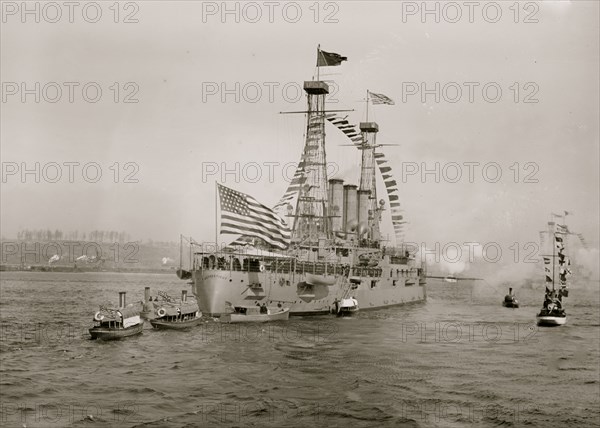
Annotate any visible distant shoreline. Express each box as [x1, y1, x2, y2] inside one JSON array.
[[0, 264, 176, 275]]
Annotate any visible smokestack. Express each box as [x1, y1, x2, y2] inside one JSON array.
[[328, 179, 344, 232], [144, 287, 150, 304], [343, 184, 358, 233], [182, 290, 188, 302], [357, 190, 371, 232], [119, 292, 126, 308], [509, 288, 512, 295]]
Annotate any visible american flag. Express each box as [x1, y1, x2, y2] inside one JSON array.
[[369, 92, 395, 105], [218, 184, 291, 250]]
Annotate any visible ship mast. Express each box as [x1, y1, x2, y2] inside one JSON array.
[[291, 80, 330, 245], [358, 121, 380, 243], [357, 90, 381, 244]]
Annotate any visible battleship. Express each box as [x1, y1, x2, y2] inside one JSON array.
[[179, 48, 427, 316]]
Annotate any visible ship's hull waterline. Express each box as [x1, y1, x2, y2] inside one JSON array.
[[192, 267, 426, 316]]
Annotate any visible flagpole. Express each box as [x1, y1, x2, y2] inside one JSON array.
[[215, 182, 218, 248], [366, 90, 369, 121], [552, 228, 556, 292], [317, 44, 320, 82]]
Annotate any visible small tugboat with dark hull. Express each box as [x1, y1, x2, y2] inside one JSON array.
[[150, 290, 203, 330], [90, 292, 144, 340], [502, 288, 519, 308]]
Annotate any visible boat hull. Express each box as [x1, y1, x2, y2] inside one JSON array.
[[150, 317, 204, 329], [502, 301, 519, 308], [220, 308, 290, 323], [89, 322, 144, 340], [192, 268, 426, 316], [536, 312, 567, 327], [536, 316, 567, 326]]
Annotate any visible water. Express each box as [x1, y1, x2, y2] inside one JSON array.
[[1, 271, 599, 427]]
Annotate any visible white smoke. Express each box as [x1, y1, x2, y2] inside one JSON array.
[[416, 245, 472, 274]]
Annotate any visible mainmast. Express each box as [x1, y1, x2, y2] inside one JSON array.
[[551, 222, 556, 291], [358, 121, 381, 243]]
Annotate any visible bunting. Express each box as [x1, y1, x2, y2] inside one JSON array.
[[542, 222, 574, 290], [576, 233, 588, 249], [273, 159, 306, 211]]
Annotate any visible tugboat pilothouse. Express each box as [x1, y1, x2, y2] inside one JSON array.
[[182, 47, 427, 316]]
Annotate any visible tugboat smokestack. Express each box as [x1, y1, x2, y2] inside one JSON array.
[[509, 288, 513, 295], [144, 287, 150, 304], [119, 291, 126, 308], [182, 290, 187, 302]]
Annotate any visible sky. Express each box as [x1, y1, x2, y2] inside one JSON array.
[[1, 1, 599, 264]]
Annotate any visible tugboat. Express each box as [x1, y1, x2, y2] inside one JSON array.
[[502, 288, 519, 308], [220, 303, 290, 323], [90, 292, 144, 340], [536, 218, 571, 326], [150, 290, 203, 329]]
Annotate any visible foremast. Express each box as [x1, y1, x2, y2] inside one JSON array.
[[292, 81, 331, 245]]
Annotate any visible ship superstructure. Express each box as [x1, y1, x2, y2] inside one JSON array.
[[181, 48, 427, 316]]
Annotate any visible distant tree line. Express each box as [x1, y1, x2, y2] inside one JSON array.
[[16, 229, 132, 243]]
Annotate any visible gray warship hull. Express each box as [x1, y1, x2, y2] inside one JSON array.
[[191, 260, 426, 316]]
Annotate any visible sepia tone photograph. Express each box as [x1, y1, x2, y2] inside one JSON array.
[[1, 1, 599, 427]]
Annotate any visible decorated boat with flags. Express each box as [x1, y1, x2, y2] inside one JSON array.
[[536, 216, 572, 326], [180, 47, 427, 316], [150, 290, 203, 329], [90, 292, 144, 340]]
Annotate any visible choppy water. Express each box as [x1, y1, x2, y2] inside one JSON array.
[[1, 271, 598, 428]]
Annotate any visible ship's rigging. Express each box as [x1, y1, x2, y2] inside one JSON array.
[[228, 47, 408, 251]]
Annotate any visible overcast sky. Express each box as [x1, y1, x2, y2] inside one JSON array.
[[1, 1, 598, 254]]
